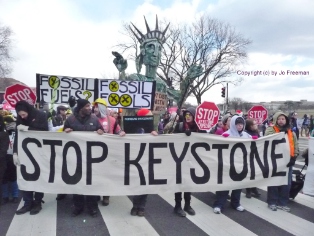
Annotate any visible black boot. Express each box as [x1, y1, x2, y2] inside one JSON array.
[[16, 205, 33, 215], [30, 201, 43, 215], [174, 202, 186, 217], [246, 188, 252, 198], [251, 188, 261, 197], [184, 203, 196, 215]]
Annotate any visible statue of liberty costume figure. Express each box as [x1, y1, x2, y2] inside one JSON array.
[[113, 16, 203, 128]]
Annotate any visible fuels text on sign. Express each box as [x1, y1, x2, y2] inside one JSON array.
[[195, 101, 220, 131], [98, 79, 156, 109], [247, 105, 268, 125], [4, 84, 37, 107], [36, 73, 96, 104]]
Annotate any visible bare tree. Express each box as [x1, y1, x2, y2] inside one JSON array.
[[115, 14, 251, 104], [0, 23, 13, 77]]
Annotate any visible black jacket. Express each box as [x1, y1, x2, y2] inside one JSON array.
[[13, 108, 48, 153], [63, 111, 103, 132], [0, 131, 9, 159]]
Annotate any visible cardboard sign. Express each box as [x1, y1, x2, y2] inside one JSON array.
[[153, 92, 167, 114], [98, 79, 156, 109], [36, 74, 96, 104], [123, 116, 154, 134]]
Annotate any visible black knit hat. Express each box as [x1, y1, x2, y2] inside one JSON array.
[[76, 99, 90, 112], [235, 116, 244, 125], [15, 101, 34, 113]]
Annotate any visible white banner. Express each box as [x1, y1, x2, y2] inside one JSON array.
[[303, 138, 314, 196], [98, 79, 156, 109], [17, 132, 290, 195]]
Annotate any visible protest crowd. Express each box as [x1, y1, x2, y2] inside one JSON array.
[[1, 96, 312, 221]]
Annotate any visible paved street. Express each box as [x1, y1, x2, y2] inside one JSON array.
[[0, 139, 312, 236]]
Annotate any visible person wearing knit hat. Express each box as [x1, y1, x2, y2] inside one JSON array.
[[14, 100, 49, 216], [63, 99, 104, 217], [171, 107, 207, 217], [136, 108, 152, 116], [92, 98, 125, 207]]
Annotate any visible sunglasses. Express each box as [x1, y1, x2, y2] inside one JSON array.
[[185, 113, 192, 117]]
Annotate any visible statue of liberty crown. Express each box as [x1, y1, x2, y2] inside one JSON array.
[[130, 15, 170, 44]]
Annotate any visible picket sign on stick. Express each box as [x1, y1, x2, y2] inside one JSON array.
[[17, 131, 290, 196], [48, 76, 60, 120]]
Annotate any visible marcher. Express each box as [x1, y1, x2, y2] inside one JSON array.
[[301, 114, 309, 137], [163, 112, 179, 134], [213, 115, 253, 214], [172, 107, 206, 217], [2, 115, 19, 204], [92, 98, 125, 206], [290, 112, 299, 139], [0, 115, 10, 208], [215, 114, 231, 135], [130, 108, 158, 217], [63, 99, 104, 217], [265, 111, 299, 212], [52, 105, 67, 126], [13, 101, 49, 215], [244, 119, 261, 198], [309, 115, 314, 135]]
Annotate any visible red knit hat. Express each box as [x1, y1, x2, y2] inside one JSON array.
[[137, 108, 151, 116]]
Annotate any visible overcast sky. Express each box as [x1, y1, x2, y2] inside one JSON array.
[[1, 0, 313, 105]]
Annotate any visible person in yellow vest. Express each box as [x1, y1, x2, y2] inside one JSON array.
[[265, 111, 299, 212]]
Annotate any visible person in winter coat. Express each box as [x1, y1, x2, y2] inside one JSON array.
[[215, 114, 231, 135], [244, 119, 261, 198], [52, 105, 67, 127], [2, 115, 19, 204], [265, 111, 299, 212], [63, 99, 104, 217], [0, 115, 10, 207], [172, 107, 207, 217], [213, 115, 254, 214], [13, 101, 49, 215], [130, 108, 158, 217], [290, 112, 299, 139], [92, 98, 125, 206]]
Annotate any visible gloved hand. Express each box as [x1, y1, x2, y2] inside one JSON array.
[[17, 124, 29, 131], [252, 136, 258, 140], [292, 127, 297, 132], [185, 130, 191, 136], [286, 158, 296, 167], [222, 133, 230, 138], [13, 153, 20, 166]]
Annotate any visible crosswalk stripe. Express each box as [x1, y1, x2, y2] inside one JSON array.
[[240, 193, 314, 236], [160, 192, 257, 236], [6, 194, 57, 236], [98, 196, 159, 236]]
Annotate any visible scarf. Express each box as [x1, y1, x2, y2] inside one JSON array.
[[273, 126, 295, 157]]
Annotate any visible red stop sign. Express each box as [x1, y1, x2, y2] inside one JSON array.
[[195, 101, 220, 131], [247, 105, 268, 125], [4, 84, 37, 107]]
